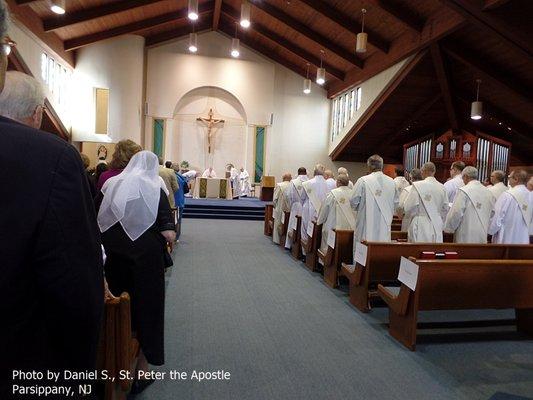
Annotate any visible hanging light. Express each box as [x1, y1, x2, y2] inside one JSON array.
[[471, 79, 482, 120], [231, 38, 240, 58], [316, 50, 326, 85], [356, 9, 367, 53], [188, 0, 199, 21], [303, 63, 311, 94], [50, 0, 66, 14], [240, 1, 251, 28], [188, 33, 198, 53]]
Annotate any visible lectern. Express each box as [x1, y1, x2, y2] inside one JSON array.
[[260, 176, 275, 201]]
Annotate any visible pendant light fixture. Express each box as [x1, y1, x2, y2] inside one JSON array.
[[356, 9, 367, 54], [50, 0, 66, 14], [303, 63, 311, 94], [188, 0, 199, 21], [470, 79, 482, 120], [188, 24, 198, 53], [316, 50, 326, 85], [231, 25, 240, 58], [240, 1, 251, 28]]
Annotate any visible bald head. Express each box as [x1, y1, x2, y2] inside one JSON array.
[[509, 169, 528, 187], [337, 174, 349, 187], [282, 172, 292, 182], [314, 164, 325, 176]]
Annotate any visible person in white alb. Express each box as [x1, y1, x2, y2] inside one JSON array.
[[488, 170, 508, 201], [301, 164, 328, 253], [202, 166, 217, 178], [396, 168, 422, 232], [284, 167, 308, 249], [403, 162, 449, 243], [527, 176, 533, 192], [239, 167, 251, 197], [317, 174, 356, 255], [489, 169, 532, 244], [393, 167, 410, 194], [350, 154, 398, 249], [444, 161, 465, 203], [444, 166, 495, 243], [337, 167, 354, 188], [272, 173, 292, 245], [324, 169, 336, 192]]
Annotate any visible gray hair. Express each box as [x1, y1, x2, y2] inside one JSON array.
[[410, 168, 423, 182], [367, 154, 383, 172], [337, 173, 349, 187], [338, 167, 348, 176], [491, 170, 505, 183], [314, 163, 325, 176], [462, 166, 478, 180], [421, 162, 436, 175], [0, 71, 45, 122], [0, 1, 9, 39]]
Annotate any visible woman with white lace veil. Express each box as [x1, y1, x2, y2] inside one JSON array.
[[98, 150, 175, 394]]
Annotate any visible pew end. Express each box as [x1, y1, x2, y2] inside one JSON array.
[[322, 230, 353, 288], [264, 204, 274, 236], [290, 216, 303, 260], [304, 222, 322, 272], [279, 211, 291, 247]]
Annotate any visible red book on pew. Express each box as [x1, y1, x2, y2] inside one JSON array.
[[444, 252, 459, 259], [420, 252, 435, 259]]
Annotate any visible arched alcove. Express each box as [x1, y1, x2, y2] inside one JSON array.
[[170, 86, 248, 175]]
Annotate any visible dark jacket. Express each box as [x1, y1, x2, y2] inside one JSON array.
[[0, 116, 104, 392]]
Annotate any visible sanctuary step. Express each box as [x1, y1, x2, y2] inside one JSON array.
[[183, 198, 267, 221]]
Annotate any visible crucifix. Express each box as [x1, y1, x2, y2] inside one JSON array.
[[197, 108, 225, 153]]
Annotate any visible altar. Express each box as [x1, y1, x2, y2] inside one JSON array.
[[192, 177, 233, 200]]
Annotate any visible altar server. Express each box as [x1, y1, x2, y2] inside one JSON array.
[[284, 167, 308, 248], [324, 169, 336, 192], [444, 161, 465, 203], [393, 167, 410, 194], [444, 166, 494, 243], [301, 164, 328, 252], [272, 173, 293, 244], [488, 170, 508, 201], [317, 174, 356, 254], [403, 162, 449, 243], [489, 169, 532, 244], [202, 166, 217, 178], [337, 167, 353, 188], [396, 168, 422, 232], [239, 167, 251, 197], [350, 154, 398, 247]]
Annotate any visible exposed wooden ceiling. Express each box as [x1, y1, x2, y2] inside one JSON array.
[[7, 0, 532, 163]]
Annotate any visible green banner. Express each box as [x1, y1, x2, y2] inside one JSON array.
[[153, 119, 164, 157], [254, 126, 265, 183]]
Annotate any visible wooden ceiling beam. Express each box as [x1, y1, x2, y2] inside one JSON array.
[[369, 0, 425, 32], [14, 0, 38, 4], [64, 2, 213, 51], [217, 19, 311, 80], [442, 44, 532, 102], [483, 0, 511, 10], [145, 16, 213, 47], [327, 7, 464, 98], [298, 0, 390, 54], [212, 0, 222, 30], [330, 50, 429, 160], [441, 0, 533, 58], [221, 4, 345, 81], [43, 0, 164, 33], [430, 43, 460, 133], [248, 0, 363, 69]]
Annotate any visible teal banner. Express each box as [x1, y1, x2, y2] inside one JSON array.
[[153, 119, 164, 157], [254, 126, 265, 183]]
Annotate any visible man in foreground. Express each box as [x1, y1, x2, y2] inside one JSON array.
[[284, 167, 308, 249], [301, 164, 328, 253], [272, 173, 292, 244]]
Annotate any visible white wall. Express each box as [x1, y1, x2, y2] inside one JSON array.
[[71, 35, 145, 143], [145, 31, 366, 180]]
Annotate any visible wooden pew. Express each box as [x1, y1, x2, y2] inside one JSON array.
[[290, 216, 303, 260], [264, 204, 273, 236], [279, 211, 291, 248], [341, 242, 533, 313], [301, 221, 322, 272], [391, 231, 455, 242], [317, 229, 354, 288], [97, 293, 140, 400], [378, 258, 533, 350]]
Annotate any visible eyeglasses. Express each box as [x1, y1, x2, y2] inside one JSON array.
[[1, 38, 17, 56]]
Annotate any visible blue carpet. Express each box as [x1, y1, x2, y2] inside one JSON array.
[[183, 197, 268, 221], [184, 197, 268, 208], [136, 220, 533, 400]]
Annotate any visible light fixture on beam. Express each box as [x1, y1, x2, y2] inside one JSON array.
[[316, 50, 326, 85], [470, 79, 482, 120], [231, 38, 240, 58], [356, 9, 367, 53], [188, 0, 199, 21], [188, 32, 198, 53], [240, 1, 251, 28], [303, 63, 311, 94], [50, 0, 66, 14]]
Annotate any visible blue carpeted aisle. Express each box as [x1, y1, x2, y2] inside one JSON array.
[[137, 219, 533, 400]]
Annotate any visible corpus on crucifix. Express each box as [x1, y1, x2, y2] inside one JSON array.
[[197, 108, 225, 153]]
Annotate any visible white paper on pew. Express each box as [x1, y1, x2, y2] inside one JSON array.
[[288, 216, 296, 231], [327, 230, 336, 249], [307, 223, 314, 237], [344, 264, 356, 273], [398, 256, 419, 291], [354, 242, 368, 266]]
